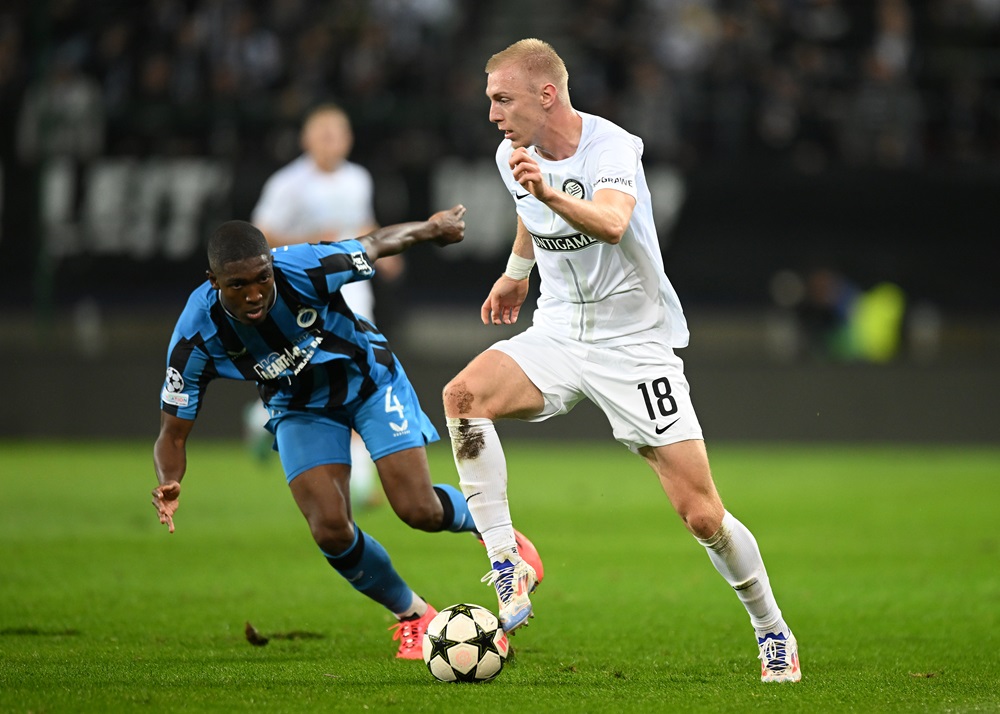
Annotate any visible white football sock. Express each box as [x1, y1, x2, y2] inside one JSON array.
[[394, 592, 428, 620], [446, 417, 517, 560], [697, 511, 785, 633]]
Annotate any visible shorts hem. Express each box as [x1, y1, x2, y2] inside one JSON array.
[[285, 457, 350, 483], [621, 430, 704, 454], [366, 432, 439, 462]]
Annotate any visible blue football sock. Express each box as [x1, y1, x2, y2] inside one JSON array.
[[323, 526, 412, 613], [434, 484, 476, 533]]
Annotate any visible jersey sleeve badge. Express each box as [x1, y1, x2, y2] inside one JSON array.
[[161, 366, 190, 407], [351, 250, 375, 277]]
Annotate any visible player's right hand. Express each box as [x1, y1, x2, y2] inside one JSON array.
[[152, 481, 181, 533], [429, 205, 467, 246], [509, 148, 548, 201], [481, 274, 529, 325]]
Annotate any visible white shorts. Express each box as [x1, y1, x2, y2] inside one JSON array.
[[490, 326, 703, 453]]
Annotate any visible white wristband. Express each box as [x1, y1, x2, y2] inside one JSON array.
[[504, 253, 535, 280]]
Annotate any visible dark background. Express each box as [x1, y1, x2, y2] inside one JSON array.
[[1, 0, 997, 442]]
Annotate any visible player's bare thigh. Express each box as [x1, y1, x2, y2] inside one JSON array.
[[640, 438, 724, 539], [443, 349, 544, 421]]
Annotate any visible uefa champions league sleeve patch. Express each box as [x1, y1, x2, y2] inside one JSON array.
[[161, 366, 190, 407], [351, 250, 375, 277]]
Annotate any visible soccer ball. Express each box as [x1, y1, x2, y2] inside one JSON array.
[[422, 603, 509, 682]]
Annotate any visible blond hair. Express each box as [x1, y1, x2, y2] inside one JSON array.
[[486, 38, 570, 103]]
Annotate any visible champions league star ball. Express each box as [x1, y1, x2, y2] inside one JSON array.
[[422, 604, 509, 682]]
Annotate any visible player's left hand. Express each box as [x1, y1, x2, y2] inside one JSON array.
[[481, 274, 530, 325], [152, 481, 181, 533]]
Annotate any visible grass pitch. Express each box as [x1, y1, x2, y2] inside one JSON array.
[[1, 440, 998, 713]]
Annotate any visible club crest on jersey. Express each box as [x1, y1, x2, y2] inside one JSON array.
[[562, 179, 585, 199], [296, 307, 318, 328], [351, 251, 374, 277], [530, 232, 598, 252], [161, 367, 190, 407]]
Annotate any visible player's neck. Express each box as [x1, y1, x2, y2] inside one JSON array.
[[311, 156, 344, 173], [534, 108, 582, 162]]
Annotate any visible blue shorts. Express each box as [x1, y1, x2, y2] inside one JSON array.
[[266, 364, 439, 483]]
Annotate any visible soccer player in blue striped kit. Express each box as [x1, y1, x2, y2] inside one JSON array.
[[151, 205, 543, 659]]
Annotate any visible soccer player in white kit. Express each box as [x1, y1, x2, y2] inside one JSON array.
[[442, 39, 801, 683], [251, 104, 402, 508]]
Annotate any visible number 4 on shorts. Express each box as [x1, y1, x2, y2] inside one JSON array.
[[385, 387, 409, 432]]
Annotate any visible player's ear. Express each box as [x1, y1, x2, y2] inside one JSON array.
[[206, 269, 219, 288], [539, 82, 557, 108]]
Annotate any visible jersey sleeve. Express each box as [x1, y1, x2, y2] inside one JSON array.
[[251, 170, 295, 232], [591, 134, 641, 200], [160, 331, 214, 420], [277, 239, 375, 304]]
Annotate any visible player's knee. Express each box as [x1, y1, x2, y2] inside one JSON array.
[[393, 495, 442, 532], [443, 379, 476, 417], [681, 503, 724, 540], [309, 519, 355, 554], [686, 514, 720, 540]]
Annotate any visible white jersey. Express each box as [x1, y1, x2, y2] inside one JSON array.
[[496, 112, 689, 347], [252, 156, 377, 320]]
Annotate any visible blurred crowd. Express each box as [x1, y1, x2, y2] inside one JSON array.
[[3, 0, 1000, 174]]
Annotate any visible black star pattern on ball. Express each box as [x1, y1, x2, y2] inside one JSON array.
[[427, 604, 507, 683], [458, 605, 505, 682], [426, 629, 459, 664]]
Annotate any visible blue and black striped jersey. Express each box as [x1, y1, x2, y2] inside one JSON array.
[[160, 239, 397, 420]]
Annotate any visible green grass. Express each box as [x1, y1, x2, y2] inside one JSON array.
[[1, 440, 998, 713]]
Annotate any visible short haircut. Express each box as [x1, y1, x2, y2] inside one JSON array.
[[485, 38, 570, 101], [303, 102, 349, 128], [207, 220, 270, 274]]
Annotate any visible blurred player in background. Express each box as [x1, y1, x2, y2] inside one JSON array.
[[152, 206, 496, 659], [249, 103, 402, 508], [443, 39, 800, 682]]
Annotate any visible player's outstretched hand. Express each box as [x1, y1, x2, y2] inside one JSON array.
[[152, 481, 181, 533], [429, 205, 466, 246], [481, 273, 530, 325]]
